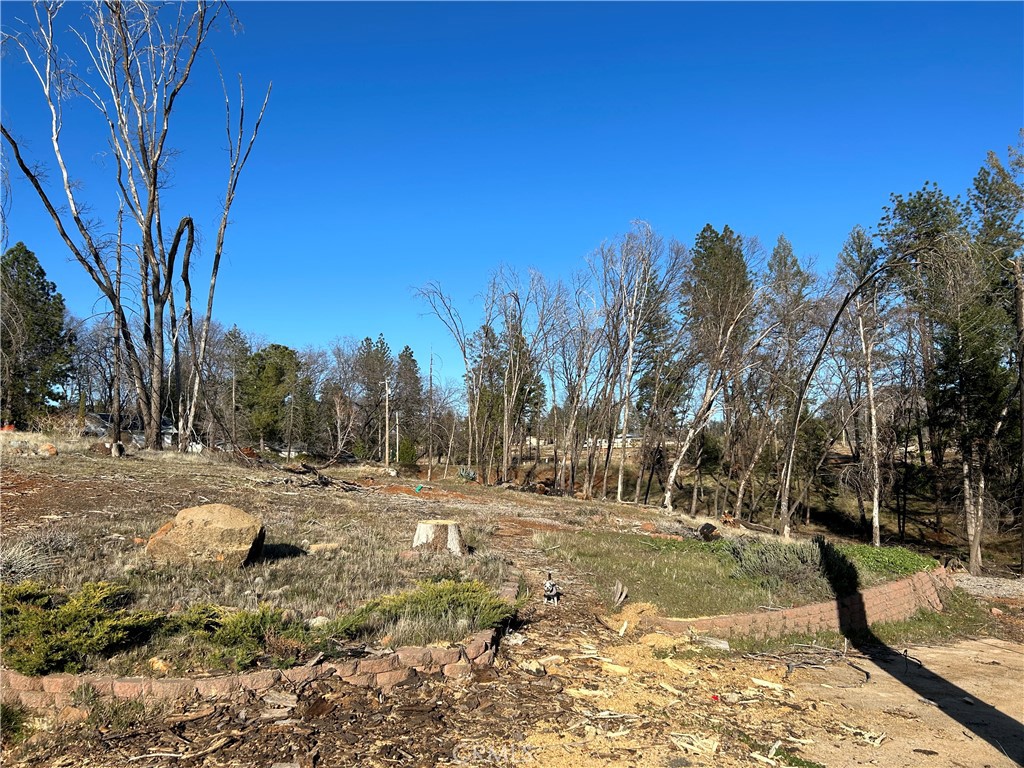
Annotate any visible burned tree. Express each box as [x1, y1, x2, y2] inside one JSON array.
[[2, 1, 269, 448]]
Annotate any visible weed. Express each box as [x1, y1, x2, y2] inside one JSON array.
[[0, 700, 32, 746], [836, 543, 938, 579], [870, 588, 995, 646], [86, 696, 161, 730], [734, 731, 826, 768]]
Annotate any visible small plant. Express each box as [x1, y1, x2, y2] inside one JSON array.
[[837, 543, 937, 578], [457, 466, 477, 482], [0, 700, 32, 746], [0, 540, 56, 584]]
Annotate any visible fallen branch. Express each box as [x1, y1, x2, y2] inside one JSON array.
[[127, 735, 235, 762]]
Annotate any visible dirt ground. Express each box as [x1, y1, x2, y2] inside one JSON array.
[[1, 448, 1023, 767]]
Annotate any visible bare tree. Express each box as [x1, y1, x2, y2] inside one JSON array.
[[590, 222, 668, 503], [837, 226, 893, 546], [2, 1, 269, 448], [419, 281, 498, 475]]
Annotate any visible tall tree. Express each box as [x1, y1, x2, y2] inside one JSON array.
[[2, 1, 269, 448], [0, 243, 75, 426], [239, 343, 299, 452], [837, 226, 893, 546], [663, 225, 764, 511], [394, 345, 425, 462], [732, 235, 815, 521], [878, 182, 964, 530], [351, 335, 394, 461]]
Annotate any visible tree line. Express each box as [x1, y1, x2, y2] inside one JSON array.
[[420, 142, 1023, 575], [2, 139, 1022, 574]]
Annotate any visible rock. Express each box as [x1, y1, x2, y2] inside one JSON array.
[[307, 616, 331, 629], [37, 443, 58, 457], [56, 705, 90, 725], [697, 523, 721, 542], [146, 504, 265, 567]]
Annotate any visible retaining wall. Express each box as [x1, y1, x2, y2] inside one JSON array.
[[644, 567, 956, 639], [0, 571, 520, 717]]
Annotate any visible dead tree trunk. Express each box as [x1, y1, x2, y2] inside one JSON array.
[[412, 520, 467, 556]]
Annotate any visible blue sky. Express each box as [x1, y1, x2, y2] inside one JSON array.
[[2, 1, 1022, 386]]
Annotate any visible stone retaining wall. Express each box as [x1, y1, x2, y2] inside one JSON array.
[[1, 570, 521, 717], [645, 567, 955, 639]]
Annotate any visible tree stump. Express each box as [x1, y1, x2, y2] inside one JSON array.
[[412, 519, 467, 556]]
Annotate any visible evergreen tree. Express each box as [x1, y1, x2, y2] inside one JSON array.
[[0, 243, 75, 426], [394, 345, 425, 455], [352, 335, 394, 460], [239, 343, 299, 451]]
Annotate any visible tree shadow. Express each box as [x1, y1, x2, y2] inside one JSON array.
[[814, 536, 1024, 764]]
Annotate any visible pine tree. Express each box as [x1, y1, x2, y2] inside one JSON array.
[[0, 243, 75, 426], [239, 344, 299, 452]]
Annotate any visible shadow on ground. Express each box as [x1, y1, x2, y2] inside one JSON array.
[[815, 536, 1024, 764]]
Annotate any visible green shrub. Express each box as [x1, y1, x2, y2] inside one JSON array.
[[209, 606, 290, 668], [169, 603, 308, 671], [0, 581, 165, 675]]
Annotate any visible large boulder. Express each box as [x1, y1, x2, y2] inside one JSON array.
[[147, 504, 265, 567]]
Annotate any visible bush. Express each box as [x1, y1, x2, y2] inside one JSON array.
[[166, 603, 308, 671], [1, 581, 165, 675], [318, 579, 515, 648], [0, 541, 56, 584], [720, 538, 836, 601]]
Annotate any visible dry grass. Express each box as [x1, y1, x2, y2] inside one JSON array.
[[1, 448, 508, 625]]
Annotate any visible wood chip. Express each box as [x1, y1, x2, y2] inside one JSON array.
[[751, 677, 785, 692]]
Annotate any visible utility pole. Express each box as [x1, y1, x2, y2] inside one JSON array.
[[427, 351, 434, 481], [395, 410, 400, 465], [382, 378, 391, 470]]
